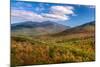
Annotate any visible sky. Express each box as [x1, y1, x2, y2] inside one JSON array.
[[11, 1, 95, 27]]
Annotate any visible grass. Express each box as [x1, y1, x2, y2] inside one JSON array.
[[11, 32, 95, 66]]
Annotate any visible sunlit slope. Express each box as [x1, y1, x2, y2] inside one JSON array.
[[11, 21, 95, 66]]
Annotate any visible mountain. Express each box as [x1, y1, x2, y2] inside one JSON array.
[[11, 21, 95, 66], [11, 21, 70, 36], [52, 21, 95, 36]]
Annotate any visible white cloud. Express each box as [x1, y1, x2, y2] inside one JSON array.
[[42, 13, 69, 21], [11, 10, 45, 22], [11, 5, 75, 23], [50, 6, 74, 15], [41, 6, 74, 22]]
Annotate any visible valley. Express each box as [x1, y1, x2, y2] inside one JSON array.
[[11, 21, 95, 66]]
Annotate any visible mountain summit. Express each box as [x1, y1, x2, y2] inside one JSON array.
[[11, 21, 70, 36]]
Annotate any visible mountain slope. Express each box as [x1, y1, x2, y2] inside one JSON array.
[[52, 21, 95, 36], [11, 21, 70, 36], [11, 21, 95, 66]]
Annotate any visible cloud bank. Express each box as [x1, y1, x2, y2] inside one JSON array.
[[11, 3, 75, 23]]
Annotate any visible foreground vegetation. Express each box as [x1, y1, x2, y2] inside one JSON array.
[[11, 32, 95, 66]]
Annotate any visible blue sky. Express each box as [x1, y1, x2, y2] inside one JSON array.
[[11, 1, 95, 27]]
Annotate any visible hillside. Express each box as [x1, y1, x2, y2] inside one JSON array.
[[11, 21, 95, 66], [52, 21, 95, 36], [11, 21, 70, 36]]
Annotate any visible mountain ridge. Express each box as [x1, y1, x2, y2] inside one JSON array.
[[51, 21, 95, 36], [11, 21, 70, 36]]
